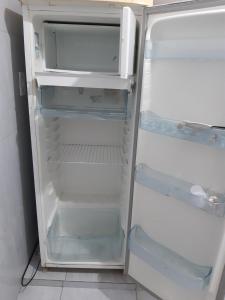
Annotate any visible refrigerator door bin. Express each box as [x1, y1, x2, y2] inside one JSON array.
[[140, 111, 225, 150], [47, 207, 124, 262], [129, 225, 212, 290], [135, 163, 225, 217]]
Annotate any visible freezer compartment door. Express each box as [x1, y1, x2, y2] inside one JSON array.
[[119, 7, 136, 79], [129, 3, 225, 300]]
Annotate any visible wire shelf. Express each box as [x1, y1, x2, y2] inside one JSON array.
[[48, 144, 123, 165]]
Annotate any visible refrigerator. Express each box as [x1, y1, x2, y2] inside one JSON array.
[[21, 0, 225, 299]]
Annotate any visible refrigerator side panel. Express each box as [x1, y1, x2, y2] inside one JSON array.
[[22, 5, 47, 266]]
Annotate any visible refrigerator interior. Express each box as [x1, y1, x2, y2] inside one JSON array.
[[129, 5, 225, 300], [36, 86, 135, 266]]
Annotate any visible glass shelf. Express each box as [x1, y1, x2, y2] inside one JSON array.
[[36, 72, 134, 91], [135, 163, 225, 218], [48, 144, 123, 165], [129, 225, 212, 289], [140, 111, 225, 150], [144, 38, 225, 60], [47, 207, 124, 262], [40, 107, 127, 121]]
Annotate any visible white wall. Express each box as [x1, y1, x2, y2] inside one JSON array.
[[0, 1, 37, 300]]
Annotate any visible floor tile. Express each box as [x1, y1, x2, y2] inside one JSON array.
[[137, 288, 157, 300], [30, 279, 63, 287], [17, 286, 62, 300], [63, 281, 136, 290], [66, 270, 134, 283], [25, 264, 66, 281], [35, 269, 66, 281], [24, 251, 66, 281], [61, 287, 136, 300]]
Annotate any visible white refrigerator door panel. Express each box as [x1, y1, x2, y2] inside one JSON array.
[[129, 3, 225, 300]]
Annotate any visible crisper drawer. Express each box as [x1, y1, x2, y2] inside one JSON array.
[[34, 7, 136, 78], [47, 207, 124, 262], [39, 86, 128, 121]]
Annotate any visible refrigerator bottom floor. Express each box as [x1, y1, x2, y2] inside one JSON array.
[[46, 206, 125, 264]]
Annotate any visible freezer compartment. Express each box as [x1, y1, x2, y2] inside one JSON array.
[[44, 23, 120, 73], [40, 87, 128, 121], [47, 207, 124, 262], [33, 7, 136, 77]]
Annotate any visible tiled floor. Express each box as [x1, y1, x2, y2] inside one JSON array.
[[17, 250, 155, 300], [18, 286, 137, 300], [18, 268, 138, 299], [18, 286, 62, 300], [62, 287, 136, 300]]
